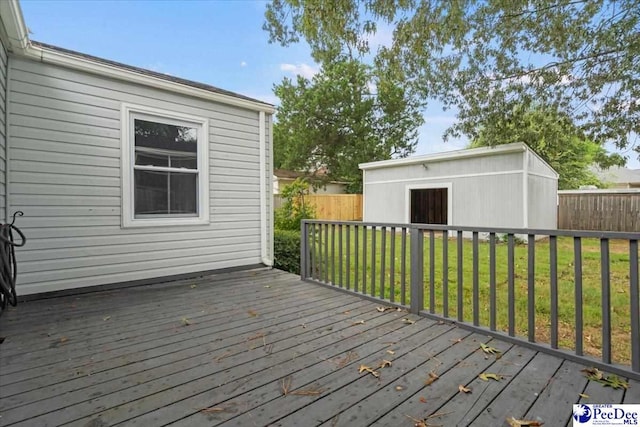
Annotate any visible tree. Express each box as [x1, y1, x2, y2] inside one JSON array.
[[265, 0, 640, 158], [470, 106, 625, 189], [274, 58, 423, 193]]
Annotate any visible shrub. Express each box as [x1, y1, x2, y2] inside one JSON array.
[[274, 178, 315, 231], [274, 229, 301, 274]]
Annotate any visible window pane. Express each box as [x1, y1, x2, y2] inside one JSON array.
[[170, 173, 198, 214], [170, 155, 198, 169], [135, 170, 168, 216], [136, 152, 169, 167], [134, 170, 197, 216], [134, 119, 197, 167]]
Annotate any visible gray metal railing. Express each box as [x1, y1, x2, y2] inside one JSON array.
[[300, 220, 640, 380]]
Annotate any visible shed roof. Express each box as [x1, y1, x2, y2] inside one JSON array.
[[359, 142, 558, 177]]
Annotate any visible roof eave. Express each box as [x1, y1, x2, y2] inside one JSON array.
[[23, 44, 275, 113]]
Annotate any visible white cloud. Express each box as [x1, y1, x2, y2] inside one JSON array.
[[280, 63, 319, 79], [240, 61, 247, 67]]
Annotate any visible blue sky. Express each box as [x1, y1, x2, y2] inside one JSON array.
[[20, 0, 638, 168]]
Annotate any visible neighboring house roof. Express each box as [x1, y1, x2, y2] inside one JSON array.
[[359, 142, 559, 178], [591, 166, 640, 186], [0, 0, 273, 113]]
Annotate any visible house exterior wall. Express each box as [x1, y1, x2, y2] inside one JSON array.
[[0, 35, 7, 222], [8, 56, 272, 295], [363, 152, 526, 228]]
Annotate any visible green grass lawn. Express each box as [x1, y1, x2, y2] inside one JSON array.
[[308, 226, 637, 365]]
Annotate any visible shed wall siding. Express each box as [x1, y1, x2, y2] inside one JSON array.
[[0, 37, 7, 222], [527, 175, 558, 230], [8, 57, 268, 294], [527, 150, 556, 177], [364, 173, 524, 228], [364, 152, 523, 183]]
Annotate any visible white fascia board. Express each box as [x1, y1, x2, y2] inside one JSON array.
[[559, 189, 640, 194], [0, 0, 29, 52], [21, 44, 275, 114], [359, 142, 527, 171]]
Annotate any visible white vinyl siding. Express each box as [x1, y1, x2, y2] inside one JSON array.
[[8, 56, 271, 295]]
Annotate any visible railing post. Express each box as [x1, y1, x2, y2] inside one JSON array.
[[410, 226, 424, 314], [300, 221, 308, 279]]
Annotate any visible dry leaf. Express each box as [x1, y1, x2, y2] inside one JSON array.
[[60, 336, 68, 343], [264, 285, 271, 288], [376, 306, 395, 312], [479, 372, 503, 381], [506, 416, 544, 426], [343, 311, 350, 315], [419, 396, 428, 403], [247, 310, 258, 317], [200, 407, 225, 413], [458, 384, 472, 393], [386, 350, 395, 355], [379, 360, 392, 368], [450, 338, 462, 344], [579, 393, 590, 398], [290, 385, 325, 396], [425, 371, 439, 386], [480, 343, 501, 355], [190, 284, 197, 289], [352, 320, 365, 325], [358, 364, 380, 378], [402, 318, 416, 325], [281, 376, 292, 395], [395, 385, 404, 391], [581, 367, 629, 389], [181, 317, 192, 326], [102, 316, 111, 321], [332, 351, 359, 368]]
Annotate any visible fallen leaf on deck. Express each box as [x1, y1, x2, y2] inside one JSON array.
[[506, 416, 544, 426], [480, 343, 501, 355], [247, 310, 258, 317], [419, 396, 428, 403], [425, 371, 439, 386], [181, 317, 192, 326], [102, 316, 111, 321], [352, 320, 365, 325], [402, 318, 416, 325], [458, 384, 472, 393], [376, 306, 395, 312], [479, 373, 503, 381], [290, 385, 325, 396], [332, 351, 358, 368], [281, 375, 292, 395], [342, 311, 350, 315], [200, 407, 225, 413], [581, 367, 629, 389], [379, 360, 392, 368], [190, 284, 197, 289], [395, 385, 404, 391], [264, 285, 271, 288], [579, 393, 590, 398], [386, 350, 395, 355], [60, 336, 68, 343], [450, 338, 462, 344], [358, 364, 380, 378]]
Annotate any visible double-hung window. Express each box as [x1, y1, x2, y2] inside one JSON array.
[[121, 104, 209, 227]]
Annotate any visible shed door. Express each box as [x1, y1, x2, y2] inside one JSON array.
[[410, 188, 448, 224]]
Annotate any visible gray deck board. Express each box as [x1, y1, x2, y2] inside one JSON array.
[[0, 268, 632, 427]]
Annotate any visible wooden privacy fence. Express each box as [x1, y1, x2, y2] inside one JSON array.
[[558, 190, 640, 232], [274, 194, 363, 221]]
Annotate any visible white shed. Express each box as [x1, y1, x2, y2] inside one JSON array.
[[360, 143, 558, 230], [0, 1, 275, 296]]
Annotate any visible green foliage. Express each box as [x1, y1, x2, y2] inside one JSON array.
[[274, 178, 316, 231], [273, 229, 301, 274], [274, 58, 423, 193], [265, 0, 640, 159], [470, 107, 625, 189]]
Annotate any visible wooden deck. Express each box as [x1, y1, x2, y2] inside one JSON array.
[[0, 268, 637, 427]]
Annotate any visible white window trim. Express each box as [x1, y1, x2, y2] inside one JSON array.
[[121, 103, 210, 228]]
